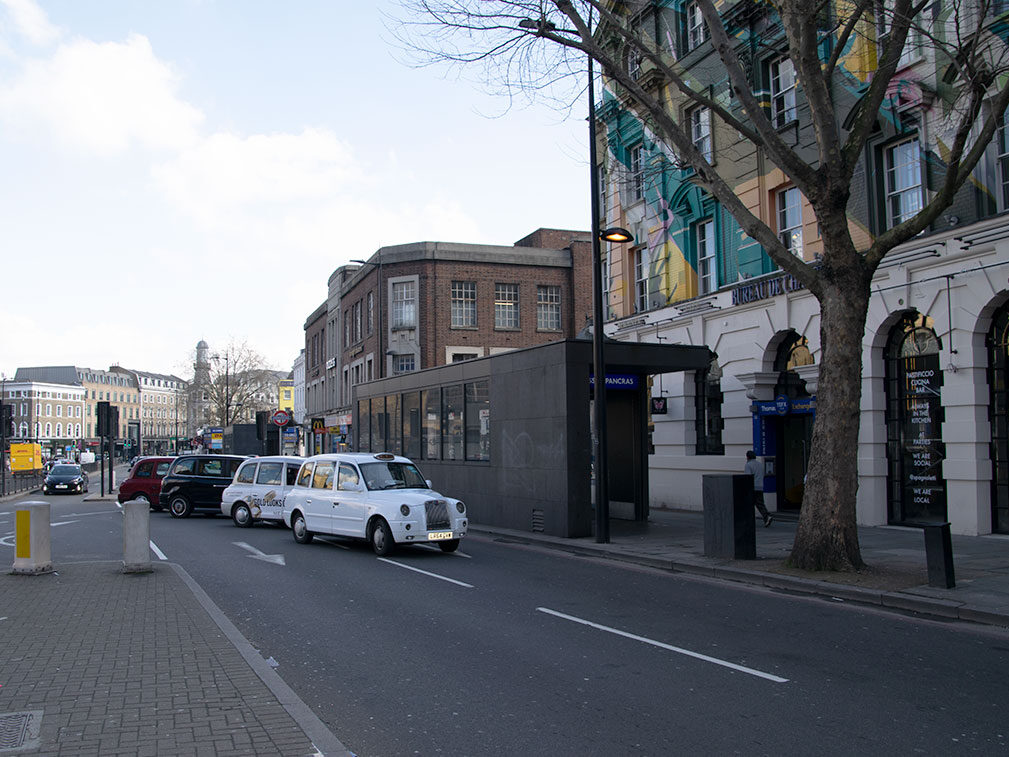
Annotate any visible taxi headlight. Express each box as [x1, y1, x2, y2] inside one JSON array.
[[400, 504, 410, 517], [456, 501, 466, 514]]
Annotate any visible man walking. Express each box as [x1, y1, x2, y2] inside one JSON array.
[[745, 450, 773, 527]]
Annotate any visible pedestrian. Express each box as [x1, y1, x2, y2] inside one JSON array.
[[745, 450, 773, 527]]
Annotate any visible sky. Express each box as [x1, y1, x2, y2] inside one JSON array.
[[0, 0, 590, 381]]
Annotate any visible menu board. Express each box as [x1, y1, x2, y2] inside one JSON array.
[[900, 354, 946, 520]]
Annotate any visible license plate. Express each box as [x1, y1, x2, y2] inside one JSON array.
[[56, 484, 67, 489], [428, 531, 453, 541]]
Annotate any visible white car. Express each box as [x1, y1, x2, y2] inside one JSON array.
[[282, 452, 468, 555], [221, 455, 307, 527]]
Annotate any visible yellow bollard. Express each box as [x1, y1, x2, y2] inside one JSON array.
[[12, 502, 54, 575]]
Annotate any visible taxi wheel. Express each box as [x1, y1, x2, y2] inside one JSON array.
[[169, 496, 192, 518], [232, 503, 253, 528], [438, 539, 460, 553], [292, 512, 313, 544], [370, 518, 394, 557]]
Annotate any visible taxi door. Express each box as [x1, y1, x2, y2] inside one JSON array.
[[331, 462, 368, 537], [304, 461, 337, 533]]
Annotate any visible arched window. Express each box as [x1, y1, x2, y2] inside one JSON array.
[[56, 423, 62, 438], [18, 421, 27, 438], [773, 331, 814, 398], [988, 303, 1009, 533], [44, 422, 52, 438], [884, 311, 946, 524]]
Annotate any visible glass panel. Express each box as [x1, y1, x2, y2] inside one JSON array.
[[442, 384, 464, 461], [422, 389, 440, 460], [236, 463, 256, 484], [403, 392, 422, 460], [357, 399, 370, 452], [465, 380, 490, 461], [369, 396, 384, 452], [311, 462, 335, 489], [386, 394, 402, 455]]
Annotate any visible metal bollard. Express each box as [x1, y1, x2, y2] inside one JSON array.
[[924, 522, 955, 588], [122, 500, 152, 573], [12, 502, 54, 575]]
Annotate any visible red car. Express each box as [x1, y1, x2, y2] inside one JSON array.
[[117, 456, 176, 510]]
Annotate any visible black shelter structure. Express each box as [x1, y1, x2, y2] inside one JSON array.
[[352, 339, 711, 538]]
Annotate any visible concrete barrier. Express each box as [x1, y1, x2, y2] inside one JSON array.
[[122, 500, 151, 573], [12, 502, 54, 575]]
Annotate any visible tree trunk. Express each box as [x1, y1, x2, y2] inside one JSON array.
[[789, 275, 869, 571]]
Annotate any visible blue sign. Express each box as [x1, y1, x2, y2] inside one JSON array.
[[589, 374, 640, 390], [775, 395, 790, 415], [752, 396, 816, 416]]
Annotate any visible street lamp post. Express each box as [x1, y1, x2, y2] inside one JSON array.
[[520, 12, 634, 544]]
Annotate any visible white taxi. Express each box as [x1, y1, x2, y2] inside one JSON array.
[[282, 452, 468, 556], [221, 455, 307, 527]]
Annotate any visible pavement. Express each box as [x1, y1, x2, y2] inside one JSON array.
[[1, 492, 1007, 756]]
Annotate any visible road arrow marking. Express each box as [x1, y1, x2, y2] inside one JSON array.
[[232, 541, 286, 566]]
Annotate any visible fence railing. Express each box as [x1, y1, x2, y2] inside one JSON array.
[[1, 470, 44, 498]]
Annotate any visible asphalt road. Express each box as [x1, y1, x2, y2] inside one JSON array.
[[3, 492, 1009, 756]]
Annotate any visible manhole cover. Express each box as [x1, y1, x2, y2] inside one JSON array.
[[0, 711, 42, 752]]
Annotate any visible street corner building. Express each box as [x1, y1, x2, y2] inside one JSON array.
[[591, 0, 1009, 536]]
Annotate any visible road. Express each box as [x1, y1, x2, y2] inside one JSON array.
[[2, 491, 1008, 756]]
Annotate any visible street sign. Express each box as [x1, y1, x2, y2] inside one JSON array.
[[271, 410, 291, 426]]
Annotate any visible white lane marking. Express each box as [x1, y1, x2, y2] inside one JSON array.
[[537, 607, 789, 684], [233, 541, 286, 566], [150, 541, 168, 561], [377, 557, 474, 588], [51, 520, 79, 527]]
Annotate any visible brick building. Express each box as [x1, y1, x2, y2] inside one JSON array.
[[306, 228, 593, 452]]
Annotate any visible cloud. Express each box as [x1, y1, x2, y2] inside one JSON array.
[[1, 0, 61, 46], [0, 32, 203, 154], [151, 128, 362, 222]]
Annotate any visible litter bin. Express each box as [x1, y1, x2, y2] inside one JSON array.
[[703, 474, 756, 559]]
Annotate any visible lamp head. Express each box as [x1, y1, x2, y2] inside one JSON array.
[[600, 227, 634, 244]]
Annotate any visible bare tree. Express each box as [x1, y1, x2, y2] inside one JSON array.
[[205, 341, 277, 428], [394, 0, 1009, 570]]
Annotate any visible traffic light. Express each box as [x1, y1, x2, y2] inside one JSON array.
[[1, 404, 12, 437], [97, 402, 110, 436], [256, 410, 269, 440]]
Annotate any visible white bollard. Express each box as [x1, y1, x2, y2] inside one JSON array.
[[12, 502, 53, 575], [122, 500, 152, 573]]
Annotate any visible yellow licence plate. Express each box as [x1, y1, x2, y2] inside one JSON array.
[[428, 531, 453, 541]]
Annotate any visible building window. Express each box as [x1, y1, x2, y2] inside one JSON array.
[[451, 281, 477, 327], [770, 57, 797, 128], [367, 292, 374, 335], [876, 0, 919, 68], [392, 281, 416, 328], [536, 285, 562, 331], [685, 1, 708, 51], [997, 117, 1009, 211], [885, 137, 922, 227], [689, 106, 712, 162], [885, 312, 946, 524], [626, 47, 642, 80], [777, 187, 804, 257], [393, 354, 415, 374], [634, 247, 650, 313], [494, 284, 520, 329], [354, 302, 362, 342], [630, 144, 645, 202], [343, 310, 350, 349], [695, 358, 723, 454], [696, 219, 717, 294]]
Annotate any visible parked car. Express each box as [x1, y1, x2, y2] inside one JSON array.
[[42, 463, 89, 495], [282, 452, 468, 556], [221, 455, 306, 527], [159, 454, 248, 518], [117, 456, 176, 510]]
